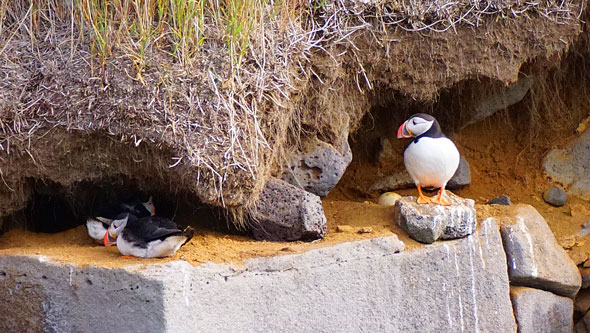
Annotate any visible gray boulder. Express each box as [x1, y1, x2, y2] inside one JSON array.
[[543, 130, 590, 199], [368, 171, 414, 193], [370, 156, 470, 193], [394, 192, 477, 244], [461, 75, 535, 129], [250, 178, 327, 241], [510, 286, 573, 333], [500, 205, 581, 298], [447, 156, 471, 189], [543, 186, 567, 207], [280, 136, 352, 197]]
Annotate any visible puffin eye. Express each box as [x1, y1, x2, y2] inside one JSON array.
[[412, 119, 417, 125]]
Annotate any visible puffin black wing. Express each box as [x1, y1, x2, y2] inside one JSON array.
[[125, 216, 183, 243]]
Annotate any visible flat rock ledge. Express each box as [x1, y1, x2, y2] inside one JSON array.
[[394, 192, 477, 244], [0, 219, 517, 332]]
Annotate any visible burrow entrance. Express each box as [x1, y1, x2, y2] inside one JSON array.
[[0, 176, 233, 236]]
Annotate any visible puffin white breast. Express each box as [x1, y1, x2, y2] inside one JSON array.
[[86, 219, 107, 243], [404, 137, 460, 188]]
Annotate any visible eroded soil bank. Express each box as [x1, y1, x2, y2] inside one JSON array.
[[1, 111, 588, 269]]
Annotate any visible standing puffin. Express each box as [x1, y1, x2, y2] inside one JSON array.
[[397, 113, 460, 206], [86, 196, 156, 245], [103, 213, 195, 258]]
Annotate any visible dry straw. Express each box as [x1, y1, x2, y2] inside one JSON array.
[[0, 0, 584, 223]]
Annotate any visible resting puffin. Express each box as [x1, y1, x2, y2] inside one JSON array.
[[103, 213, 195, 258], [86, 196, 156, 245], [397, 113, 460, 206]]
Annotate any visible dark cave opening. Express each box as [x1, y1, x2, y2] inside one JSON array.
[[1, 176, 232, 236]]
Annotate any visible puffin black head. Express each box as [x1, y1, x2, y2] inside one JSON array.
[[120, 195, 156, 217], [397, 113, 442, 139], [103, 213, 134, 246]]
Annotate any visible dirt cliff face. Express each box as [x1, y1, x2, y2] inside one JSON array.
[[0, 0, 586, 230]]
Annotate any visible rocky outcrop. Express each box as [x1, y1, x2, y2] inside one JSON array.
[[394, 192, 476, 244], [0, 218, 517, 332], [500, 205, 581, 298], [460, 75, 535, 129], [543, 130, 590, 200], [250, 178, 327, 241], [510, 286, 573, 333]]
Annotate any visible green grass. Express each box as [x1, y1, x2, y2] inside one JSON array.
[[0, 0, 276, 76]]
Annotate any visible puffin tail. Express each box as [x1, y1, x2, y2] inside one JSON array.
[[181, 226, 195, 246]]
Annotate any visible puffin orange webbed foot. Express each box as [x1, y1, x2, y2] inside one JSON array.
[[416, 185, 432, 204], [431, 196, 451, 206], [416, 195, 431, 204], [431, 187, 451, 206]]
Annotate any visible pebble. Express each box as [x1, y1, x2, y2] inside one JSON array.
[[335, 225, 354, 233], [570, 204, 587, 217], [486, 195, 511, 205], [378, 192, 402, 206], [578, 221, 590, 237], [543, 186, 567, 207]]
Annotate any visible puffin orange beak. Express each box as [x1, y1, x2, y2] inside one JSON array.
[[103, 232, 117, 247], [397, 121, 411, 138]]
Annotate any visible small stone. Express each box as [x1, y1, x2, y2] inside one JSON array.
[[561, 237, 576, 250], [571, 204, 587, 217], [510, 286, 573, 333], [543, 186, 567, 207], [394, 192, 476, 244], [485, 194, 511, 205], [578, 221, 590, 237], [357, 227, 373, 234], [446, 156, 471, 189], [335, 225, 354, 233], [378, 192, 402, 206]]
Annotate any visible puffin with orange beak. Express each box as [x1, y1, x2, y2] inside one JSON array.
[[104, 213, 194, 258], [397, 113, 460, 206], [86, 196, 156, 245]]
